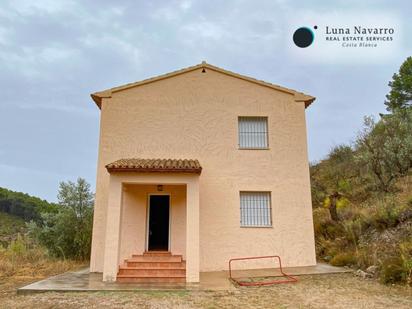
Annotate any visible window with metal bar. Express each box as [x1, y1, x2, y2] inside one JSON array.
[[238, 116, 268, 149], [240, 192, 272, 227]]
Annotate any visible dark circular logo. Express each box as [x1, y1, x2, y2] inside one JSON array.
[[293, 27, 315, 48]]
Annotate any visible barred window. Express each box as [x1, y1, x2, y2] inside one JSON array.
[[238, 117, 268, 149], [240, 192, 272, 227]]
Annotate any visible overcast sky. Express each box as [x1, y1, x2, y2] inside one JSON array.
[[0, 0, 411, 201]]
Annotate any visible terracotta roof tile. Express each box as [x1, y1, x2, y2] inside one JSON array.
[[105, 158, 202, 174]]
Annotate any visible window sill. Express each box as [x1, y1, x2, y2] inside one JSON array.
[[240, 225, 273, 228], [238, 147, 270, 150]]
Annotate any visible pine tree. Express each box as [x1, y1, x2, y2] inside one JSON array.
[[385, 57, 412, 111]]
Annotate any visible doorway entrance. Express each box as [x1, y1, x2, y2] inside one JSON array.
[[147, 195, 170, 251]]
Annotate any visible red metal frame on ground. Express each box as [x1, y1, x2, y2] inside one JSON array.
[[228, 255, 298, 286]]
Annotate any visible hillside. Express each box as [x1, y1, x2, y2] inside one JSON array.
[[311, 164, 412, 285], [0, 187, 57, 222], [0, 212, 26, 247]]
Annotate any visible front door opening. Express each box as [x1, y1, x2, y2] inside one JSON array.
[[148, 195, 170, 251]]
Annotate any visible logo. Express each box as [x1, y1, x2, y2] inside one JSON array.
[[324, 26, 394, 48], [293, 26, 317, 48]]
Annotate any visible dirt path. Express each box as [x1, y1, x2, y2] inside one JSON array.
[[1, 273, 411, 308]]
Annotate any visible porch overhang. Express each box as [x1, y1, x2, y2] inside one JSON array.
[[105, 158, 202, 174]]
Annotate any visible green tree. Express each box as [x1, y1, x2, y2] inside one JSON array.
[[28, 178, 94, 260], [58, 178, 94, 220], [310, 145, 356, 221], [355, 109, 412, 191], [385, 56, 412, 111]]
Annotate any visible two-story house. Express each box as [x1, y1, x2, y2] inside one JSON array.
[[89, 62, 316, 283]]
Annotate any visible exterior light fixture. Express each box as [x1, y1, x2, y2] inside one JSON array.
[[157, 185, 163, 191]]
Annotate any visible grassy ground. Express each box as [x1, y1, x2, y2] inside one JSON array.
[[1, 273, 411, 309], [0, 259, 85, 302], [0, 246, 85, 305]]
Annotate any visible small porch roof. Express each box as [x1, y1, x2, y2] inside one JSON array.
[[105, 158, 202, 174]]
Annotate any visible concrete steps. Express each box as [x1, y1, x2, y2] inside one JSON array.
[[128, 255, 182, 263], [117, 276, 186, 283], [117, 251, 186, 283], [140, 251, 173, 256], [125, 261, 186, 268], [118, 267, 186, 276]]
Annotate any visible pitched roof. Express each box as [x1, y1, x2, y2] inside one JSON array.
[[105, 158, 202, 174], [91, 61, 315, 109]]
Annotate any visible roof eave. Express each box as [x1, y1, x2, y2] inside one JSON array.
[[294, 92, 316, 108], [304, 97, 316, 108], [106, 167, 202, 174], [90, 94, 101, 109], [299, 96, 316, 108], [90, 91, 112, 109]]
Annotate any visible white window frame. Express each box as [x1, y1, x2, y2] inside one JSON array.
[[239, 191, 272, 227], [238, 116, 269, 149]]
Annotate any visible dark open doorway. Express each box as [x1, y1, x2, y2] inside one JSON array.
[[148, 195, 170, 251]]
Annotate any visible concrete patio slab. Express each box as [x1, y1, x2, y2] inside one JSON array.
[[17, 263, 351, 294]]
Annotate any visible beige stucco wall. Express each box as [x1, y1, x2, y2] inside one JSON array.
[[119, 184, 186, 263], [91, 67, 316, 273]]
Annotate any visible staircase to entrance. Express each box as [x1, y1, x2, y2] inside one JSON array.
[[117, 251, 186, 283]]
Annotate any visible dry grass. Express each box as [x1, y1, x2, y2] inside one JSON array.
[[0, 246, 85, 302], [0, 247, 411, 309], [0, 248, 82, 278], [314, 174, 412, 285], [1, 273, 411, 309]]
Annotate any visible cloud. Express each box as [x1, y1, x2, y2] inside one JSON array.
[[0, 0, 410, 200], [9, 0, 76, 15]]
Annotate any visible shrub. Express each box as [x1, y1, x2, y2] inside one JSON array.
[[313, 183, 412, 285], [313, 208, 332, 236], [380, 257, 405, 284], [0, 234, 83, 278], [365, 200, 402, 231], [330, 252, 357, 267], [399, 241, 412, 285], [0, 233, 45, 276], [313, 208, 347, 239], [28, 178, 94, 260], [316, 237, 340, 258], [399, 206, 412, 223], [342, 218, 363, 246], [8, 234, 26, 256], [378, 240, 412, 285], [356, 247, 378, 270], [28, 209, 93, 261]]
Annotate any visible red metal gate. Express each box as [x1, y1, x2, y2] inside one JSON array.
[[228, 255, 298, 286]]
